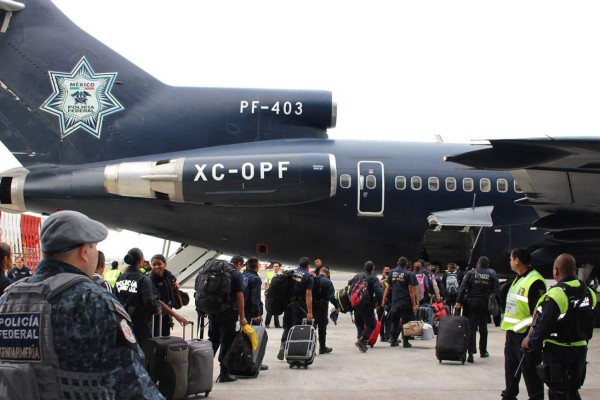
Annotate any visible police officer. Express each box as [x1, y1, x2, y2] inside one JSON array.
[[243, 257, 268, 371], [115, 248, 162, 340], [0, 210, 163, 399], [350, 261, 383, 353], [277, 257, 313, 360], [382, 256, 418, 348], [522, 253, 596, 400], [7, 255, 32, 282], [455, 256, 499, 362], [501, 248, 547, 400], [264, 262, 282, 328], [312, 267, 340, 354], [208, 255, 248, 383]]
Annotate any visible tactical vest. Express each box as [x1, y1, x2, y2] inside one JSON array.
[[0, 273, 112, 399], [540, 279, 597, 347], [501, 269, 546, 333]]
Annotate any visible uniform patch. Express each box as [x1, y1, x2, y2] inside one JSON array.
[[120, 319, 137, 344], [40, 56, 124, 139], [0, 312, 42, 362]]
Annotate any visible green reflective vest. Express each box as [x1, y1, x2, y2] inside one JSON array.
[[501, 269, 546, 333], [103, 268, 121, 287]]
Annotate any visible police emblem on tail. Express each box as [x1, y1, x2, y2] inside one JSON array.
[[40, 56, 124, 139]]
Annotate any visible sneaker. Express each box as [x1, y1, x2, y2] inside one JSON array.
[[480, 351, 489, 358], [355, 340, 367, 353], [319, 347, 333, 354], [467, 354, 474, 363]]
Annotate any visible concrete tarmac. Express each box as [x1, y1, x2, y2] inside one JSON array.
[[172, 272, 600, 400]]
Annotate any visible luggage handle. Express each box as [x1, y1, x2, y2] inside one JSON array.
[[302, 318, 313, 326], [183, 321, 194, 341], [151, 315, 163, 338]]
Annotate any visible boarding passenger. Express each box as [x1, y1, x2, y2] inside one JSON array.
[[92, 250, 112, 292], [0, 243, 13, 295], [7, 255, 32, 282], [150, 254, 189, 336], [501, 248, 546, 400], [243, 257, 268, 371], [115, 248, 162, 340], [378, 265, 391, 342], [277, 257, 313, 360], [0, 210, 163, 399], [455, 256, 499, 362], [349, 261, 383, 352], [522, 253, 596, 400], [206, 255, 247, 383], [104, 260, 121, 287], [382, 256, 418, 348], [312, 267, 340, 354], [442, 263, 460, 309], [264, 262, 282, 328], [413, 260, 432, 305]]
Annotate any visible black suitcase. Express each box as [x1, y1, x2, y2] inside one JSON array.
[[435, 315, 469, 364], [229, 324, 268, 378], [141, 318, 189, 400], [285, 323, 317, 369]]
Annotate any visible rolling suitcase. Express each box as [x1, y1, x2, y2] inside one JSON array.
[[141, 317, 189, 400], [285, 322, 317, 369], [184, 322, 213, 398], [435, 315, 469, 364], [229, 324, 269, 378], [365, 320, 381, 347]]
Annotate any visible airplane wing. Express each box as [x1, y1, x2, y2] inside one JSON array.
[[445, 137, 600, 264]]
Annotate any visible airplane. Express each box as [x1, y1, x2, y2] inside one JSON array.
[[0, 0, 596, 280]]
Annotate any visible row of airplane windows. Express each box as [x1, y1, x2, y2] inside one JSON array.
[[340, 174, 523, 193]]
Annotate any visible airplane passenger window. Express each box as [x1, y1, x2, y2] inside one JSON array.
[[366, 175, 376, 189], [411, 176, 422, 190], [514, 180, 523, 193], [446, 177, 456, 191], [395, 176, 406, 190], [480, 178, 491, 192], [428, 177, 439, 191], [497, 179, 508, 193], [463, 178, 473, 192], [340, 174, 351, 189]]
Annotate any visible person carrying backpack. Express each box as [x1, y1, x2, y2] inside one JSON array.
[[348, 261, 383, 353], [442, 263, 460, 309], [195, 255, 248, 383], [312, 267, 340, 354]]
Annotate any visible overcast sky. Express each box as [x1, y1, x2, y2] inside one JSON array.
[[7, 1, 600, 260]]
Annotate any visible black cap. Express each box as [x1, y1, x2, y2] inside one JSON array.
[[41, 210, 108, 254]]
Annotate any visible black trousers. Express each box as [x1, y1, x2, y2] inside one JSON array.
[[466, 300, 488, 355], [281, 301, 308, 343], [389, 304, 413, 341], [353, 306, 376, 340], [502, 330, 544, 400], [313, 301, 329, 347], [543, 343, 587, 400], [264, 311, 280, 327], [207, 310, 237, 364]]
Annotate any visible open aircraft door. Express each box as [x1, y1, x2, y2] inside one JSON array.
[[357, 161, 384, 216]]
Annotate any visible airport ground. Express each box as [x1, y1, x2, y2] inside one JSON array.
[[171, 272, 600, 400]]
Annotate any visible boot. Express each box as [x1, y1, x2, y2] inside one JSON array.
[[390, 333, 400, 347], [277, 342, 285, 360], [355, 338, 367, 353], [216, 365, 237, 383], [402, 338, 412, 348], [319, 346, 333, 354]]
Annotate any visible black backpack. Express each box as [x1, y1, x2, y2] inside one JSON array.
[[265, 271, 293, 316], [194, 259, 233, 314], [222, 330, 253, 374]]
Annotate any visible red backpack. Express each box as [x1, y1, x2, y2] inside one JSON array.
[[431, 301, 448, 321], [350, 275, 370, 307]]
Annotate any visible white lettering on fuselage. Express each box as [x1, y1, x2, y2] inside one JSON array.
[[194, 161, 290, 182], [239, 100, 303, 116]]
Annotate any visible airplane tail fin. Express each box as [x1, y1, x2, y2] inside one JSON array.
[[0, 0, 334, 167]]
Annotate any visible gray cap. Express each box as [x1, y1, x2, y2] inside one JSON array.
[[41, 210, 108, 254]]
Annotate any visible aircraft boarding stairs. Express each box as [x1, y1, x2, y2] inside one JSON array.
[[166, 244, 221, 284], [422, 205, 494, 267]]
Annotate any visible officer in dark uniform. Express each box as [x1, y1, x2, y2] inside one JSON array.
[[243, 257, 268, 371], [208, 255, 248, 383], [7, 255, 32, 282], [522, 253, 597, 400], [0, 211, 163, 399], [115, 248, 161, 340], [349, 261, 383, 352], [0, 243, 13, 296], [312, 267, 340, 354], [277, 257, 314, 360], [382, 256, 418, 348], [455, 255, 499, 362]]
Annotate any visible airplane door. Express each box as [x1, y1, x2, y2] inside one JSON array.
[[357, 161, 384, 216]]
